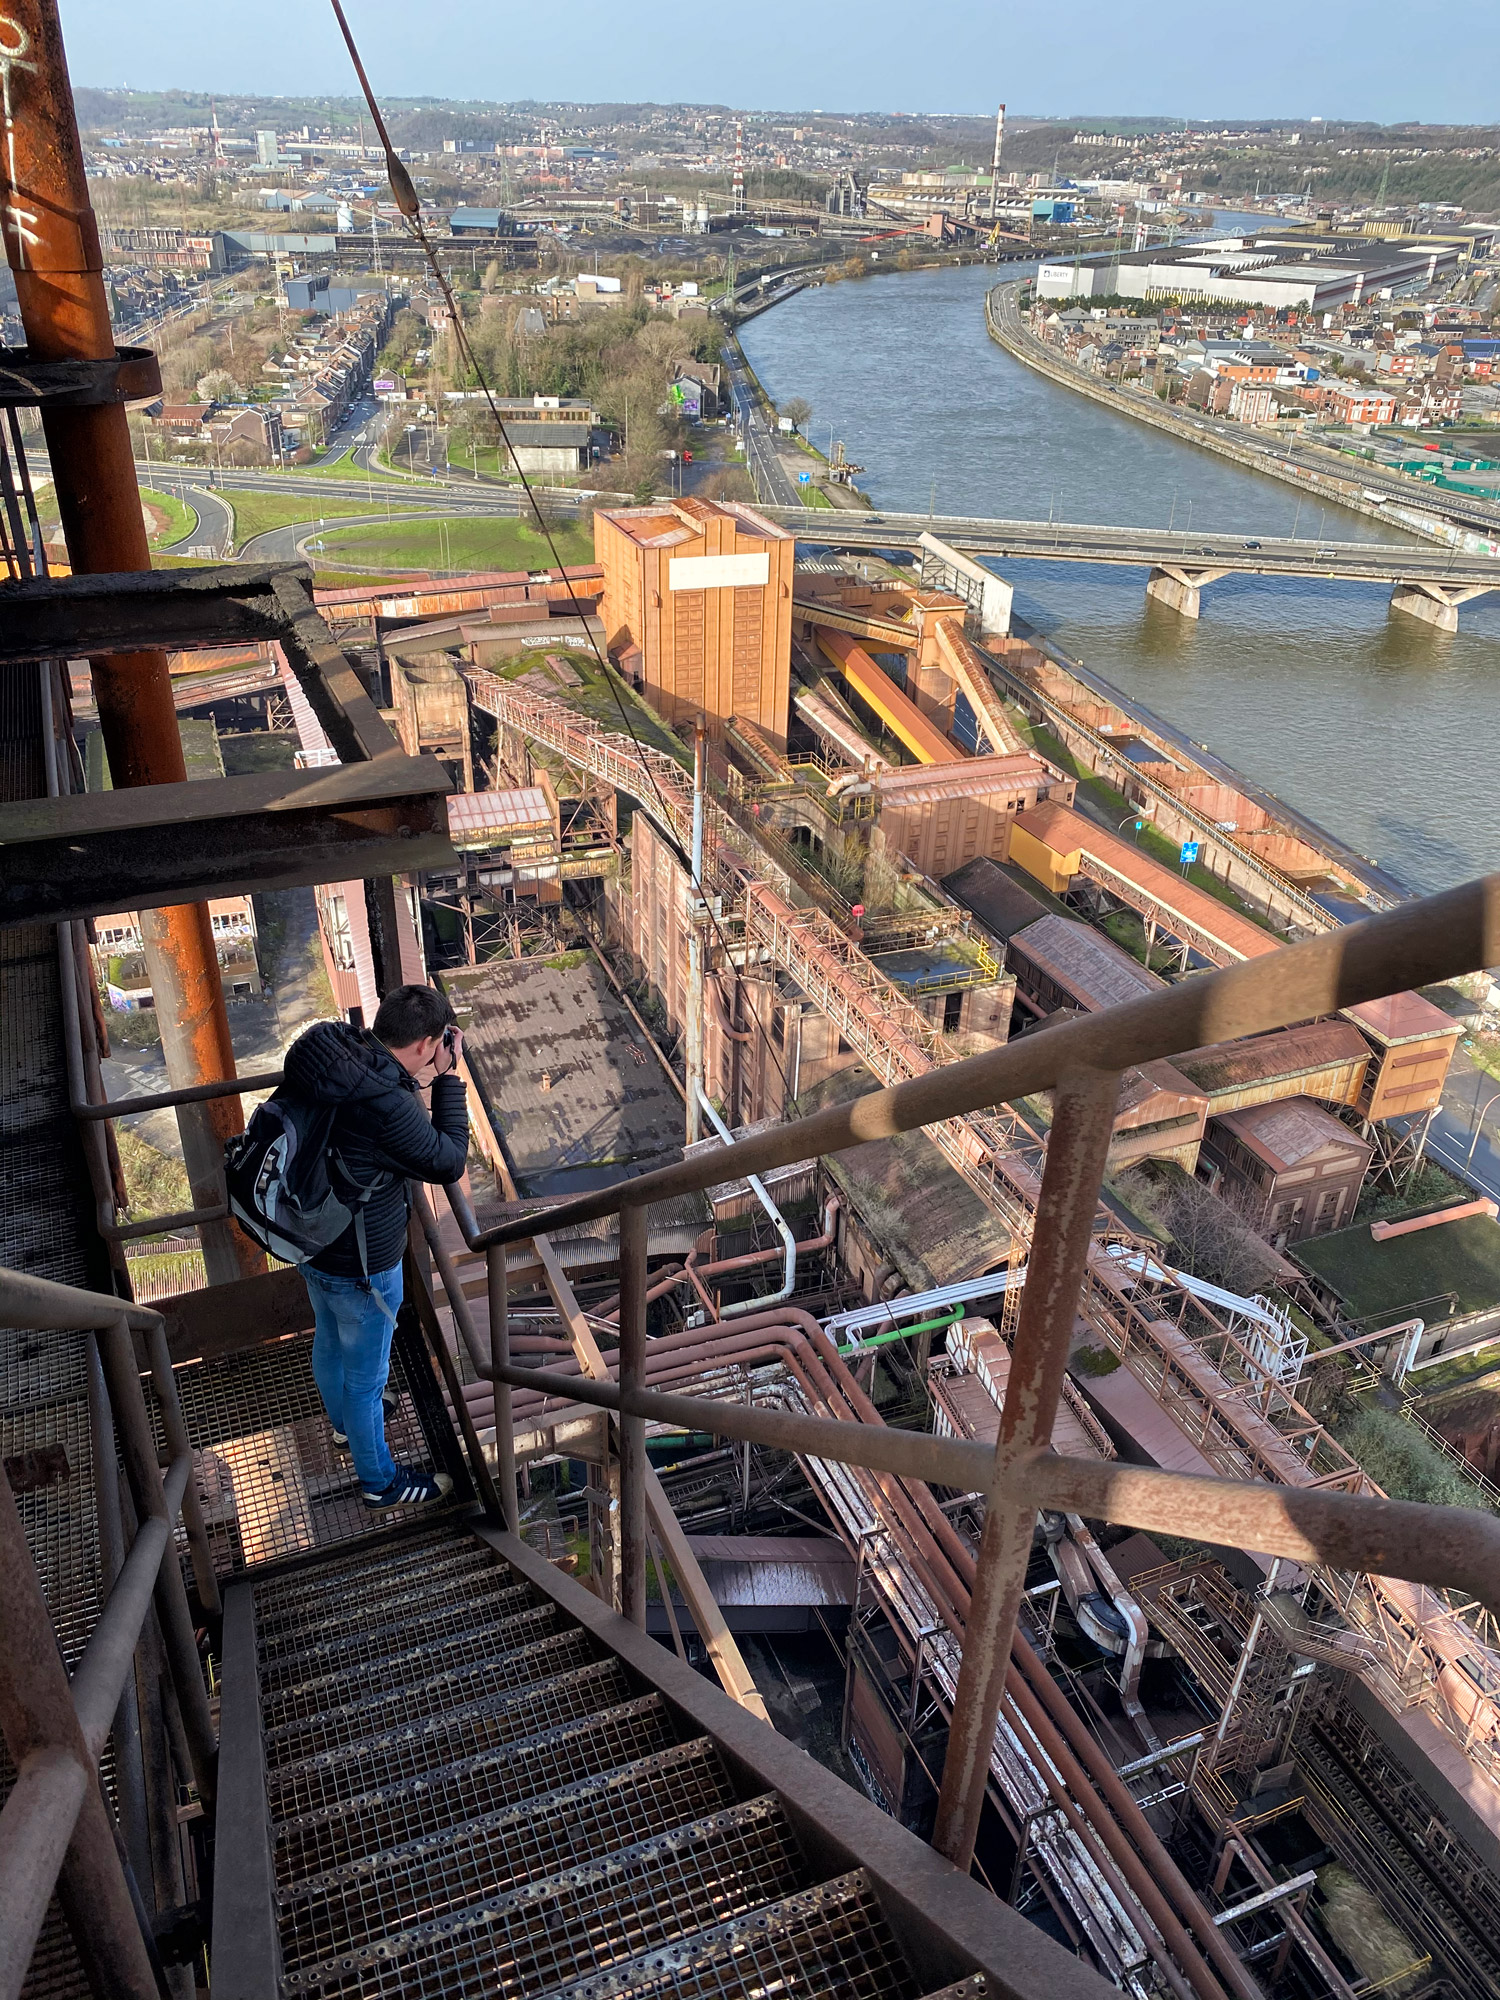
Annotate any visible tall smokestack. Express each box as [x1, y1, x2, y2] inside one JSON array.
[[733, 119, 745, 216], [989, 103, 1006, 221]]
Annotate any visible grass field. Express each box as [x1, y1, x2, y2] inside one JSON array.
[[295, 446, 411, 483], [313, 514, 595, 574], [140, 487, 196, 546], [229, 490, 384, 549]]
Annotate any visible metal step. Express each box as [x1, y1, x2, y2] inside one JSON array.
[[263, 1626, 598, 1762], [254, 1535, 502, 1616], [279, 1793, 805, 1998], [258, 1584, 552, 1696], [273, 1694, 677, 1886], [266, 1657, 632, 1820], [276, 1738, 738, 1975], [541, 1869, 916, 2000], [256, 1565, 532, 1660]]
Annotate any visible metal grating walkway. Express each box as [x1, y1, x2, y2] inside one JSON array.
[[217, 1519, 1000, 2000]]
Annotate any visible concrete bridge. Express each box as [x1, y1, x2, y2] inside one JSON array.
[[761, 506, 1500, 631]]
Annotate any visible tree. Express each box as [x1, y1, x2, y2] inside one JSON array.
[[781, 396, 813, 433], [197, 368, 237, 405]]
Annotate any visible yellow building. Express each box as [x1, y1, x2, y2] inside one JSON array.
[[594, 497, 795, 743]]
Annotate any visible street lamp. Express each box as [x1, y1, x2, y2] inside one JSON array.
[[1466, 1082, 1500, 1168]]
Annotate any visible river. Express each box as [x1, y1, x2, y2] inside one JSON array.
[[739, 261, 1500, 897]]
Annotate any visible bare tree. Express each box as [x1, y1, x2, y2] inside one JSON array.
[[1120, 1170, 1281, 1299], [781, 395, 813, 433]]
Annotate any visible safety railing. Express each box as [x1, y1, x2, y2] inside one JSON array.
[[0, 1266, 221, 1999], [424, 872, 1500, 1888]]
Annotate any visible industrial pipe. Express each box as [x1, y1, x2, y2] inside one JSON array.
[[694, 1088, 797, 1316]]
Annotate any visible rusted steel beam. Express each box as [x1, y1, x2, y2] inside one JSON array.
[[0, 757, 455, 925], [934, 1066, 1120, 1874], [0, 564, 317, 663], [0, 344, 160, 406], [0, 0, 256, 1276], [469, 875, 1500, 1249], [485, 1363, 1500, 1611]]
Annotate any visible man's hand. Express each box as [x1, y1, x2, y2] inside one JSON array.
[[435, 1025, 464, 1077]]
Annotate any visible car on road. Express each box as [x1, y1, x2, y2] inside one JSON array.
[[1243, 540, 1261, 550], [1199, 546, 1218, 556]]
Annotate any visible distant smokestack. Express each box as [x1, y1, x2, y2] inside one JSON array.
[[989, 103, 1005, 221], [733, 119, 745, 216]]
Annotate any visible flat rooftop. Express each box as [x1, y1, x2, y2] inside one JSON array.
[[444, 950, 685, 1199], [1294, 1211, 1500, 1322]]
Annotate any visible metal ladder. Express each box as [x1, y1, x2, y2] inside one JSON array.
[[212, 1515, 1091, 2000]]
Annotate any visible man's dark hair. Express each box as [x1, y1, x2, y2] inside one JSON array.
[[373, 984, 455, 1049]]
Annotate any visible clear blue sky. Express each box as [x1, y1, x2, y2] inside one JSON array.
[[61, 0, 1499, 127]]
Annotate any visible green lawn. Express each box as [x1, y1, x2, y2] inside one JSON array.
[[141, 487, 196, 547], [313, 515, 595, 575], [1294, 1213, 1500, 1323], [229, 490, 385, 550], [296, 446, 410, 484]]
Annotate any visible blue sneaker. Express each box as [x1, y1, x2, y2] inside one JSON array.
[[362, 1468, 453, 1511]]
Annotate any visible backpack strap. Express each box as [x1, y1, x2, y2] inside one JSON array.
[[353, 1205, 370, 1279]]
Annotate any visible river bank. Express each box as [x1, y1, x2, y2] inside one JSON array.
[[984, 282, 1500, 560], [739, 262, 1500, 900]]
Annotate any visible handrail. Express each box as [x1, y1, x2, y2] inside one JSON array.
[[422, 868, 1500, 1923], [466, 876, 1498, 1250], [0, 1266, 223, 2000]]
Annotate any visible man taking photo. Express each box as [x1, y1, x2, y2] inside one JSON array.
[[280, 984, 468, 1510]]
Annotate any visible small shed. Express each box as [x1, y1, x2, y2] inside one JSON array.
[[1006, 912, 1163, 1022]]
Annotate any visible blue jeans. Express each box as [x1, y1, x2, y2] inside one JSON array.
[[303, 1263, 404, 1492]]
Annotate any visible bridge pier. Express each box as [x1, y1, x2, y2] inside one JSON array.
[[1145, 565, 1230, 620], [1389, 580, 1493, 634]]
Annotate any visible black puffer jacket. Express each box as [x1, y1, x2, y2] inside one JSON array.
[[283, 1021, 468, 1278]]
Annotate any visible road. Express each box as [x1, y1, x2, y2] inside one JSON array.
[[757, 504, 1500, 591], [988, 282, 1500, 543], [722, 344, 803, 506]]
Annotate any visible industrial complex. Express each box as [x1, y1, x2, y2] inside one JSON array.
[[5, 24, 1500, 2000]]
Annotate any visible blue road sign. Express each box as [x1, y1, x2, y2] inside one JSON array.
[[797, 471, 811, 483], [1180, 840, 1201, 866]]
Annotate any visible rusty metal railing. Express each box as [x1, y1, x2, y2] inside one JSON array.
[[427, 873, 1500, 1893], [0, 1267, 222, 2000]]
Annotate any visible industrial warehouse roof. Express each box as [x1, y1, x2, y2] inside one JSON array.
[[799, 1067, 1012, 1292], [1009, 913, 1163, 1012], [444, 951, 687, 1199], [445, 787, 554, 848], [601, 497, 793, 548], [1174, 1020, 1372, 1098], [495, 422, 594, 448], [1213, 1097, 1365, 1173], [1342, 992, 1463, 1048], [870, 752, 1050, 807], [941, 856, 1052, 942]]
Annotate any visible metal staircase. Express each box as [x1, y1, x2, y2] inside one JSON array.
[[214, 1515, 1085, 2000]]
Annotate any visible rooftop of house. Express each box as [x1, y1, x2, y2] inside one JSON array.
[[444, 950, 685, 1200], [1342, 992, 1463, 1048]]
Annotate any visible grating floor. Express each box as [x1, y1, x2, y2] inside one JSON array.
[[231, 1523, 959, 2000], [164, 1333, 446, 1578]]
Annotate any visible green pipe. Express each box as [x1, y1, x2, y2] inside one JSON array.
[[838, 1305, 963, 1358]]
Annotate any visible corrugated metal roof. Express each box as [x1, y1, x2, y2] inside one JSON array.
[[1010, 913, 1163, 1012], [1343, 992, 1462, 1047], [942, 856, 1050, 941], [1213, 1095, 1366, 1171], [871, 751, 1049, 807], [1174, 1020, 1371, 1097]]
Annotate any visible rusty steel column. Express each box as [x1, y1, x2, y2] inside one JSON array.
[[0, 0, 255, 1281], [617, 1202, 649, 1630], [933, 1064, 1120, 1873]]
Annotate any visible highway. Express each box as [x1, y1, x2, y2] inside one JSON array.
[[987, 282, 1500, 542], [759, 503, 1500, 589]]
